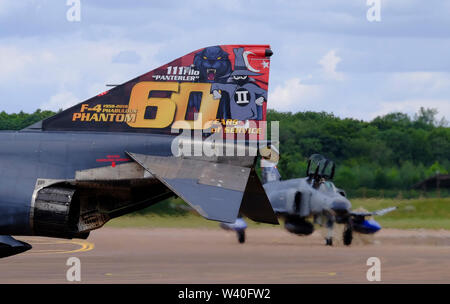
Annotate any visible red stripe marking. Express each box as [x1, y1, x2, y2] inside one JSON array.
[[96, 158, 130, 162], [96, 154, 130, 167]]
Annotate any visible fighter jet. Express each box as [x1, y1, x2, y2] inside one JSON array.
[[221, 150, 396, 246], [0, 44, 279, 258]]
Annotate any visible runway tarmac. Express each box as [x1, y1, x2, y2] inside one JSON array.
[[1, 227, 450, 283]]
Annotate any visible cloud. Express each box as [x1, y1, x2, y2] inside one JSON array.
[[0, 36, 162, 112], [268, 78, 321, 112], [0, 46, 33, 79], [318, 50, 344, 81], [369, 99, 450, 121], [386, 72, 450, 96], [112, 50, 142, 64], [0, 1, 24, 16], [40, 91, 80, 111]]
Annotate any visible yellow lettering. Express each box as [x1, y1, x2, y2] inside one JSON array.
[[89, 113, 99, 122], [92, 104, 102, 113], [127, 82, 218, 129], [125, 113, 136, 123], [80, 104, 89, 112], [116, 114, 124, 122], [72, 113, 81, 121], [172, 83, 219, 130], [81, 113, 90, 121], [127, 82, 178, 129]]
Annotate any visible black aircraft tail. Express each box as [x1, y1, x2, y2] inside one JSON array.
[[37, 44, 273, 136]]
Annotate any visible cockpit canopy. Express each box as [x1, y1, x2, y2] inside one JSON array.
[[306, 154, 335, 180]]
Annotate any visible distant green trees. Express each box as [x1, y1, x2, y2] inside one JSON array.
[[0, 109, 57, 130], [0, 107, 448, 197], [267, 108, 449, 197]]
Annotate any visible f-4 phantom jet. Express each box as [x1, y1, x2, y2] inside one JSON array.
[[222, 152, 396, 245], [0, 44, 279, 258]]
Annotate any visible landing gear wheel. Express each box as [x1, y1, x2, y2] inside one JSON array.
[[325, 238, 333, 246], [237, 230, 246, 243], [343, 226, 353, 246]]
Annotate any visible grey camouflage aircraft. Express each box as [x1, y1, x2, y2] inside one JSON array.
[[221, 152, 396, 246], [0, 44, 278, 258]]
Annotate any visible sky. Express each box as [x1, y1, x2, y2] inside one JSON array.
[[0, 0, 449, 122]]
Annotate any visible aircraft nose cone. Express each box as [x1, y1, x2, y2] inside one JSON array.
[[363, 219, 382, 233], [353, 219, 382, 234]]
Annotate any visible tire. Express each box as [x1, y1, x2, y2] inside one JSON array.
[[237, 230, 246, 243], [343, 226, 353, 246]]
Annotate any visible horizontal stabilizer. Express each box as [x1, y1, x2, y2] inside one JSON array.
[[0, 235, 32, 258], [127, 152, 251, 223], [240, 169, 279, 224], [351, 206, 397, 217]]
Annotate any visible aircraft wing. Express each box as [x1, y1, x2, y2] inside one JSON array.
[[350, 206, 397, 217]]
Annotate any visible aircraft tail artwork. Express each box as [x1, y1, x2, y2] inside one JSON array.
[[19, 45, 278, 230], [37, 45, 273, 137]]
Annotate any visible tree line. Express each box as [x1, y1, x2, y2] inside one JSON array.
[[0, 110, 58, 130], [267, 107, 449, 197]]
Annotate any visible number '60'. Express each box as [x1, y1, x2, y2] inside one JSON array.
[[127, 82, 219, 129]]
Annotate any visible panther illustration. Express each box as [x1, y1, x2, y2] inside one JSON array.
[[193, 46, 232, 83], [186, 46, 232, 120]]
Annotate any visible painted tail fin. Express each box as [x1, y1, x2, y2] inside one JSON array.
[[39, 45, 272, 135]]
